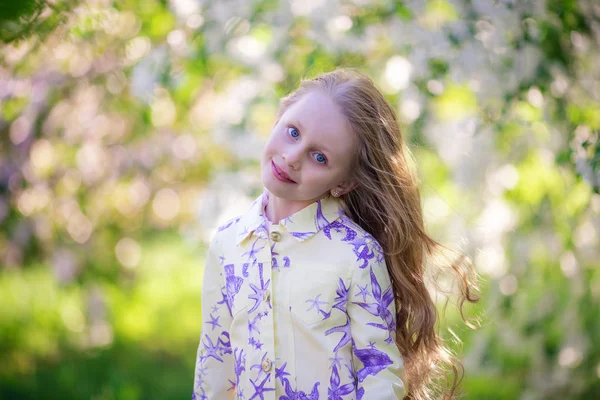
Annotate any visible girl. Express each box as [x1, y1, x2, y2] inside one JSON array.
[[192, 68, 479, 400]]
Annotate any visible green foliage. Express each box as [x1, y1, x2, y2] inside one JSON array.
[[0, 0, 599, 399], [0, 0, 77, 44], [0, 232, 202, 399]]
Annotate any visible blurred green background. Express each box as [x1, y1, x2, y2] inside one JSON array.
[[1, 0, 599, 399]]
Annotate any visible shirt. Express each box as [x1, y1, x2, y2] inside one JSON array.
[[192, 188, 406, 400]]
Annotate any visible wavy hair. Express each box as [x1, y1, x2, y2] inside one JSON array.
[[277, 68, 480, 399]]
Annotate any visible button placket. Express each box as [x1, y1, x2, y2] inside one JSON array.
[[248, 225, 276, 395], [270, 231, 282, 242], [261, 357, 272, 372]]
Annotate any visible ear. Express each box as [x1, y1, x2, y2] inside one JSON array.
[[332, 180, 359, 196]]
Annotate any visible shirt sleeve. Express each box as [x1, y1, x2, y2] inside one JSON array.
[[348, 243, 406, 399], [192, 234, 235, 400]]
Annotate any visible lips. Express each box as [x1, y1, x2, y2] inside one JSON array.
[[271, 160, 296, 183]]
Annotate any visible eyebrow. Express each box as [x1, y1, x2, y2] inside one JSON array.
[[291, 119, 333, 156], [293, 119, 305, 133]]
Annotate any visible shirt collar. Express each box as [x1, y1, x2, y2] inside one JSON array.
[[235, 188, 345, 245]]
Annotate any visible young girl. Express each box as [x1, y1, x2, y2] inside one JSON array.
[[192, 68, 479, 400]]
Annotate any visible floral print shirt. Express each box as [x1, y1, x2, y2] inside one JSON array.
[[192, 188, 406, 400]]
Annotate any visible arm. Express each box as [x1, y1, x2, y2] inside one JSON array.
[[348, 247, 406, 399], [192, 235, 235, 400]]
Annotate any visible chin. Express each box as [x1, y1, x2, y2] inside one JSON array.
[[263, 181, 288, 196], [265, 183, 305, 202]]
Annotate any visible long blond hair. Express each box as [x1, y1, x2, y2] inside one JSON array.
[[277, 68, 480, 399]]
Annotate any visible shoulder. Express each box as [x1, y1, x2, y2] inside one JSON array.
[[336, 214, 381, 249], [211, 215, 243, 246], [216, 215, 242, 234], [335, 214, 386, 270], [202, 215, 243, 256]]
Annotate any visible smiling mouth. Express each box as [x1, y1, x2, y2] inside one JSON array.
[[271, 160, 296, 183]]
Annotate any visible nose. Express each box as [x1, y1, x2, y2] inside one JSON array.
[[282, 149, 300, 170]]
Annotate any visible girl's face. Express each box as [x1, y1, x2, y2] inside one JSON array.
[[261, 90, 357, 203]]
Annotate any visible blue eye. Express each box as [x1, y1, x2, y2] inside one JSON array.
[[314, 153, 327, 164], [288, 126, 299, 138]]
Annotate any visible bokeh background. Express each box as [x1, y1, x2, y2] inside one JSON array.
[[1, 0, 599, 399]]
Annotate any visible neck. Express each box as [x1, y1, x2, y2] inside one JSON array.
[[264, 191, 327, 224]]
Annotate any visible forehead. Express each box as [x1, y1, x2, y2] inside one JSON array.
[[282, 90, 356, 159]]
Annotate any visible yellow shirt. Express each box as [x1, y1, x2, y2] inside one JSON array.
[[192, 188, 405, 400]]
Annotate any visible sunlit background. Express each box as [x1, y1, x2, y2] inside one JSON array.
[[1, 0, 599, 399]]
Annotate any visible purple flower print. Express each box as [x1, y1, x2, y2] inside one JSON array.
[[349, 235, 376, 270], [234, 347, 246, 384], [352, 267, 395, 344], [254, 219, 269, 240], [224, 264, 244, 310], [306, 294, 330, 319], [192, 391, 209, 400], [344, 363, 354, 382], [248, 337, 263, 350], [331, 279, 350, 313], [356, 387, 364, 400], [282, 214, 294, 224], [315, 199, 331, 231], [202, 334, 223, 362], [218, 217, 239, 232], [193, 358, 208, 399], [352, 344, 393, 382], [242, 238, 266, 266], [354, 284, 369, 303], [248, 311, 267, 349], [249, 374, 275, 400], [290, 231, 315, 240], [325, 316, 352, 353], [248, 313, 261, 336], [206, 313, 221, 330], [275, 362, 291, 384], [323, 220, 356, 242], [366, 234, 385, 263], [218, 331, 232, 355], [327, 365, 354, 400], [217, 287, 233, 316], [329, 353, 343, 370], [250, 352, 270, 382], [270, 242, 279, 256], [238, 224, 252, 240], [195, 355, 207, 377], [272, 255, 290, 271], [279, 377, 320, 400], [248, 263, 271, 314]]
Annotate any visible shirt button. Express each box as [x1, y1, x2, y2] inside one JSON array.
[[264, 290, 271, 303], [270, 231, 282, 242], [262, 358, 272, 372]]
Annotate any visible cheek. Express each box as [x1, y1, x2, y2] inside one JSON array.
[[320, 168, 343, 185], [304, 165, 333, 183], [264, 129, 284, 154], [262, 137, 277, 158]]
